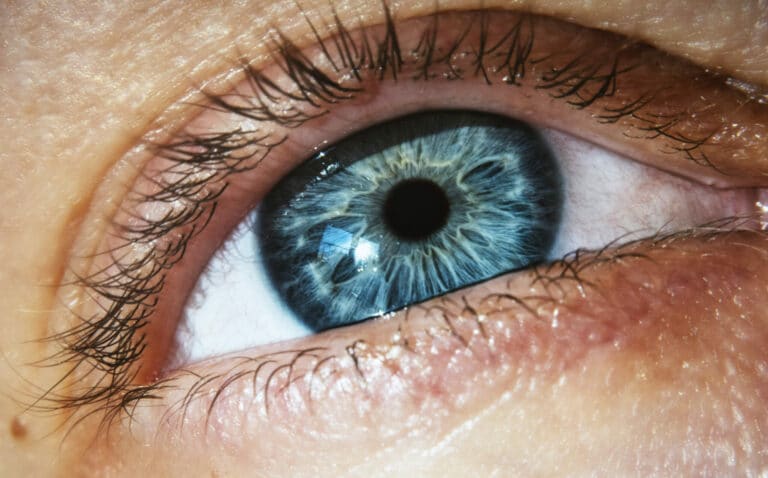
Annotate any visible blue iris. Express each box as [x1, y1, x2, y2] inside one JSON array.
[[258, 111, 563, 330]]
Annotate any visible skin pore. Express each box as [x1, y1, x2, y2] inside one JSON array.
[[1, 0, 768, 476]]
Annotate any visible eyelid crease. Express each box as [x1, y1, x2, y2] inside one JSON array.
[[190, 9, 768, 185], [34, 4, 768, 436]]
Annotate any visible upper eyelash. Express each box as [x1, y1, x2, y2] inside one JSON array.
[[31, 4, 747, 428]]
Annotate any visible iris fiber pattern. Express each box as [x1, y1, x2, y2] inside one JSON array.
[[258, 111, 563, 330]]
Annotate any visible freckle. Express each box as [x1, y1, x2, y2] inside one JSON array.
[[10, 416, 27, 440]]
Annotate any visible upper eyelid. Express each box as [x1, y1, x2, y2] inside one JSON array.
[[34, 3, 768, 422], [186, 9, 767, 183]]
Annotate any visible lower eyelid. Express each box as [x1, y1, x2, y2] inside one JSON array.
[[114, 230, 768, 464]]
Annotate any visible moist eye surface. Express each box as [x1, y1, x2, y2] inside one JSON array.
[[258, 110, 563, 330]]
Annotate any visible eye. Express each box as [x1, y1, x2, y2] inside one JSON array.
[[46, 7, 768, 424], [176, 106, 760, 364], [259, 110, 562, 330]]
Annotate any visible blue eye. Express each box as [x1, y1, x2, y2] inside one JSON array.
[[258, 110, 563, 331]]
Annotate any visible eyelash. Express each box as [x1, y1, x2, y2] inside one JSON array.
[[34, 3, 755, 429]]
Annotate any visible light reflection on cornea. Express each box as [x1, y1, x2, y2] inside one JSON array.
[[757, 200, 768, 230]]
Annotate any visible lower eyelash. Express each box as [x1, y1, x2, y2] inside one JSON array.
[[133, 230, 662, 426], [144, 221, 763, 431], [31, 3, 765, 431]]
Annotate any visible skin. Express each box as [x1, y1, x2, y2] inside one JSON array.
[[1, 0, 767, 476]]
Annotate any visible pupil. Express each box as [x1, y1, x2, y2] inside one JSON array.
[[383, 178, 450, 240]]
